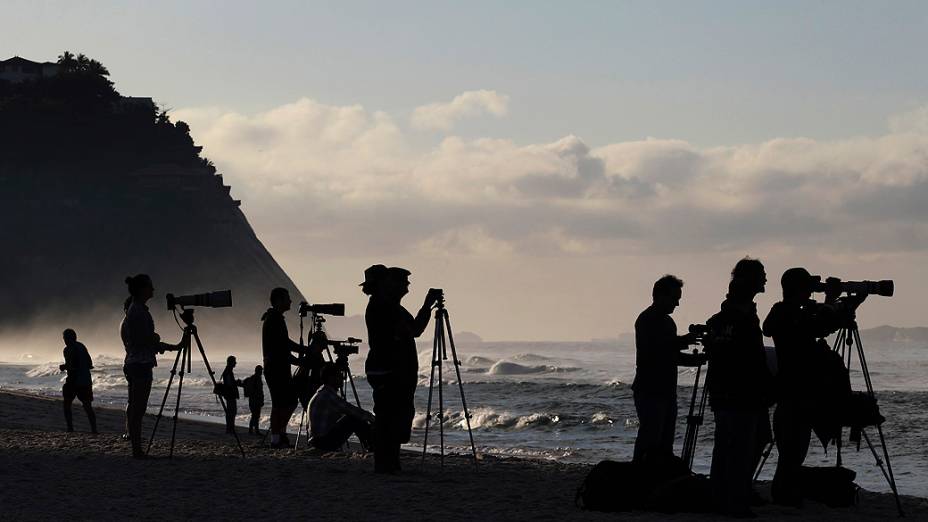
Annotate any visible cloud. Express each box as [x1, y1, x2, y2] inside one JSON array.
[[173, 100, 928, 260], [410, 90, 510, 131]]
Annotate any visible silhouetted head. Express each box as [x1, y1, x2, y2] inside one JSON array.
[[62, 328, 77, 344], [385, 267, 412, 301], [652, 275, 683, 315], [729, 257, 766, 298], [320, 362, 342, 388], [360, 264, 388, 296], [125, 274, 154, 309], [227, 355, 236, 367], [781, 267, 814, 302], [255, 365, 263, 375], [270, 287, 292, 312]]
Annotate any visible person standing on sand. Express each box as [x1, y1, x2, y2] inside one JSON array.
[[60, 328, 98, 434], [705, 258, 773, 517], [120, 274, 187, 459], [220, 355, 243, 434], [362, 264, 441, 473], [261, 287, 305, 449], [631, 275, 704, 463], [243, 365, 265, 434]]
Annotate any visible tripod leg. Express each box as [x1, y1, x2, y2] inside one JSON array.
[[346, 367, 362, 409], [192, 328, 246, 458], [443, 309, 478, 469], [753, 439, 775, 482], [169, 344, 188, 458], [437, 313, 446, 467], [866, 427, 905, 516], [146, 342, 185, 455], [295, 407, 307, 450], [421, 315, 441, 464]]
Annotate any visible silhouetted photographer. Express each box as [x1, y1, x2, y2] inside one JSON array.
[[261, 287, 305, 449], [632, 275, 705, 463], [308, 362, 374, 451], [242, 365, 265, 435], [705, 258, 773, 517], [120, 274, 187, 458], [60, 328, 98, 434], [763, 268, 865, 506], [362, 264, 442, 473], [219, 355, 243, 434]]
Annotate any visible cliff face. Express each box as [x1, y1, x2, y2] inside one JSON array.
[[0, 56, 302, 355]]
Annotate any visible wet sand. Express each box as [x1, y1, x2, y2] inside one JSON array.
[[0, 390, 925, 521]]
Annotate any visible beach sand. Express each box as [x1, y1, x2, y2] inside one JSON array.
[[1, 390, 925, 521]]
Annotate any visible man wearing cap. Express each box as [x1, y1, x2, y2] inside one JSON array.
[[762, 268, 861, 505], [361, 264, 442, 472]]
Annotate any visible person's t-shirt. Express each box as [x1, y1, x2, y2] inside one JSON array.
[[631, 305, 681, 397], [63, 342, 93, 387]]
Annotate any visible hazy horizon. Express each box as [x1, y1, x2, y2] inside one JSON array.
[[4, 1, 928, 343]]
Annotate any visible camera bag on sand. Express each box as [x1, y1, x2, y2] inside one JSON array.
[[799, 466, 859, 507], [576, 455, 709, 513], [575, 460, 643, 512]]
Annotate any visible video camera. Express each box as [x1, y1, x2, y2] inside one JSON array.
[[330, 337, 362, 358], [166, 290, 233, 310], [810, 277, 894, 297], [298, 301, 345, 317]]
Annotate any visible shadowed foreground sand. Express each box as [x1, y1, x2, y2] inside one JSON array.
[[0, 390, 925, 521]]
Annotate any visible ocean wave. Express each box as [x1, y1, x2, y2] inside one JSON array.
[[589, 412, 613, 425], [26, 362, 64, 378], [486, 361, 579, 375], [465, 355, 496, 367], [413, 407, 560, 431], [509, 353, 557, 363]]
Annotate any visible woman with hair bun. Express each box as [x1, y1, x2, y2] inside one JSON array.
[[120, 274, 187, 458]]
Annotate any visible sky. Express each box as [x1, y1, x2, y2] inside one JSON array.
[[5, 1, 928, 340]]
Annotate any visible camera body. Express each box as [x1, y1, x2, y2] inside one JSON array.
[[166, 290, 233, 310], [810, 277, 894, 297], [331, 337, 362, 358], [298, 301, 345, 317]]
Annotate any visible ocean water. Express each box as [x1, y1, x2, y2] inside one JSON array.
[[2, 338, 927, 498]]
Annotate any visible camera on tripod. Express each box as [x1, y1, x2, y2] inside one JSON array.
[[166, 290, 233, 310], [298, 301, 345, 317], [330, 337, 362, 358], [810, 276, 894, 297], [687, 324, 709, 344]]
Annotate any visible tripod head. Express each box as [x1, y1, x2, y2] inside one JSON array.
[[178, 307, 196, 327]]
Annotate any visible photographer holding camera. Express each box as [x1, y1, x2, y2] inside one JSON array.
[[362, 265, 442, 473], [763, 268, 864, 506], [632, 275, 705, 463], [261, 287, 306, 449], [120, 274, 187, 459], [308, 362, 374, 451]]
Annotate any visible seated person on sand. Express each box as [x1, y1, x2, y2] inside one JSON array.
[[59, 328, 98, 434], [308, 363, 374, 452]]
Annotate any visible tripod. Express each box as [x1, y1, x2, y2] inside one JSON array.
[[421, 300, 478, 469], [146, 308, 246, 458], [833, 322, 903, 516], [680, 350, 709, 469], [751, 322, 903, 517]]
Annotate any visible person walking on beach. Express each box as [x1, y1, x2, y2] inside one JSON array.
[[243, 365, 265, 434], [120, 274, 187, 458], [261, 287, 305, 449], [59, 328, 98, 434], [220, 355, 243, 434], [705, 258, 773, 517], [308, 362, 374, 451], [363, 264, 441, 473], [631, 275, 704, 463]]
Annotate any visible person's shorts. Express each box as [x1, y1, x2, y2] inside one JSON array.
[[265, 370, 296, 408], [63, 382, 93, 403], [123, 363, 154, 384]]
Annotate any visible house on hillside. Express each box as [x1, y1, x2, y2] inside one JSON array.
[[0, 57, 59, 83]]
